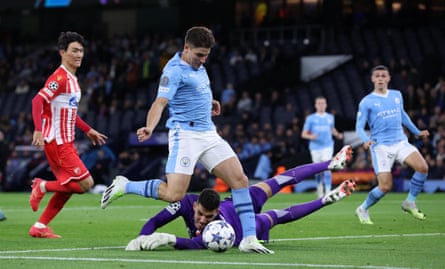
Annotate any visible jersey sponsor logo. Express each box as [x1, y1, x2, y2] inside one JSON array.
[[180, 157, 191, 167], [377, 109, 398, 118], [43, 88, 54, 96], [166, 201, 181, 214], [69, 96, 79, 107], [158, 86, 169, 93], [48, 81, 59, 91], [196, 83, 208, 92], [160, 76, 169, 86]]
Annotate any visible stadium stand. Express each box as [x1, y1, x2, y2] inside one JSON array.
[[1, 2, 444, 192]]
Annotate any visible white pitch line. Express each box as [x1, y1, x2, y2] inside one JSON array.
[[269, 232, 444, 242], [0, 233, 442, 255], [0, 256, 417, 269], [0, 233, 439, 269]]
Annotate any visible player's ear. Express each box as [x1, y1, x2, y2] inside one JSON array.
[[183, 43, 191, 52]]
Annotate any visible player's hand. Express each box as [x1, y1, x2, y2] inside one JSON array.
[[86, 129, 108, 146], [418, 130, 430, 137], [32, 131, 44, 149], [363, 140, 375, 150], [136, 127, 153, 142], [139, 233, 176, 250], [211, 100, 221, 116], [336, 132, 344, 140]]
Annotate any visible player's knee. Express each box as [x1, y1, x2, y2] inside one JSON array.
[[163, 190, 186, 202], [417, 164, 428, 174], [79, 178, 94, 193], [379, 182, 392, 193], [229, 174, 249, 189]]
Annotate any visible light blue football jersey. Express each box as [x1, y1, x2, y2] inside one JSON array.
[[157, 52, 215, 131], [302, 113, 335, 151], [356, 89, 420, 145]]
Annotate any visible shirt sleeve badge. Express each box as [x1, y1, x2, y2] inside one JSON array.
[[48, 81, 59, 91], [160, 76, 169, 86]]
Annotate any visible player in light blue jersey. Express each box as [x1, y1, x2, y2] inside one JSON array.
[[301, 96, 343, 198], [355, 65, 429, 224], [101, 26, 272, 254]]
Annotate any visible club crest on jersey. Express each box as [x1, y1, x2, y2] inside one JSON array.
[[394, 97, 400, 104], [69, 96, 79, 107], [73, 167, 81, 175], [160, 76, 169, 86], [180, 157, 191, 167], [48, 81, 59, 91]]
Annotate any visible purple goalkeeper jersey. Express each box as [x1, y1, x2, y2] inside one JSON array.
[[138, 187, 271, 250]]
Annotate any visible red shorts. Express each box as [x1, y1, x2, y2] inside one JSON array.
[[44, 140, 90, 185]]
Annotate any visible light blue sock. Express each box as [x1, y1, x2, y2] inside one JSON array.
[[125, 179, 162, 199], [324, 171, 332, 191], [315, 173, 322, 185], [361, 187, 385, 210], [231, 187, 256, 238], [407, 172, 427, 202]]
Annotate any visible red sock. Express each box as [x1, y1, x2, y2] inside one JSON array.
[[38, 192, 72, 225], [45, 181, 84, 193]]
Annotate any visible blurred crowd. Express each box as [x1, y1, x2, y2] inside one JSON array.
[[0, 29, 444, 192]]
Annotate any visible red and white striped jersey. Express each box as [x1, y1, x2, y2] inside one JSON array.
[[38, 65, 82, 145]]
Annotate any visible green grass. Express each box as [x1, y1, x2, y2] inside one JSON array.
[[0, 191, 444, 269]]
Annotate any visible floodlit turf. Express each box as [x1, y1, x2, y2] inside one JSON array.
[[0, 191, 444, 269]]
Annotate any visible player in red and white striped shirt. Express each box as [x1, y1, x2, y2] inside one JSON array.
[[29, 32, 108, 238]]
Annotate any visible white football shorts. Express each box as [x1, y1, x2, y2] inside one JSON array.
[[165, 128, 236, 175], [370, 140, 419, 173], [310, 147, 334, 163]]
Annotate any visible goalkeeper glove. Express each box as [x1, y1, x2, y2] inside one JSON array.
[[133, 233, 176, 251]]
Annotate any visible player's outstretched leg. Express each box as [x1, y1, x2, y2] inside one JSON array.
[[355, 206, 374, 225], [29, 178, 46, 212], [322, 179, 356, 205], [0, 210, 6, 221], [401, 200, 426, 220], [29, 226, 61, 238], [239, 235, 274, 254], [328, 145, 353, 170], [101, 176, 128, 209]]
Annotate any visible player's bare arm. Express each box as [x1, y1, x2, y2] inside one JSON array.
[[211, 100, 221, 116], [332, 128, 343, 140], [301, 130, 318, 140], [363, 140, 375, 150], [32, 131, 44, 148], [418, 130, 430, 137], [137, 97, 168, 142], [86, 129, 108, 146]]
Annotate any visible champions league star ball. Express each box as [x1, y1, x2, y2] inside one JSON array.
[[202, 220, 236, 252]]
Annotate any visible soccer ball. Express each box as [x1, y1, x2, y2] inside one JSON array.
[[202, 220, 236, 252]]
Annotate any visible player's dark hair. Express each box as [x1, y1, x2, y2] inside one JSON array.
[[57, 31, 86, 51], [371, 65, 389, 73], [184, 26, 215, 49], [198, 188, 220, 211]]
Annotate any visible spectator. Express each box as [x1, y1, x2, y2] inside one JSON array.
[[0, 130, 10, 190], [237, 90, 252, 113]]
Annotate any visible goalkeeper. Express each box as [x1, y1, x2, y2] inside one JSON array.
[[125, 146, 355, 251]]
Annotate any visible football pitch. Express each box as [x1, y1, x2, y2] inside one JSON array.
[[0, 191, 444, 269]]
